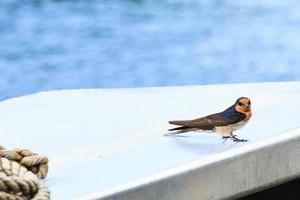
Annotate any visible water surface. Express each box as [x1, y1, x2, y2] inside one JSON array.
[[1, 0, 300, 100]]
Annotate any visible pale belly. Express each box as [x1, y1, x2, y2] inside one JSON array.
[[214, 118, 250, 136]]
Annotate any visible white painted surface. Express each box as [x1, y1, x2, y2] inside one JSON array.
[[83, 128, 300, 200], [0, 82, 299, 199]]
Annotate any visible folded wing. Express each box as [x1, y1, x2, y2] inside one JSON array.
[[168, 112, 244, 131]]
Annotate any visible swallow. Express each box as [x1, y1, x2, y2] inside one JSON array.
[[166, 97, 252, 142]]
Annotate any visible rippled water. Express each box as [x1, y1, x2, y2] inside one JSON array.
[[0, 0, 300, 101]]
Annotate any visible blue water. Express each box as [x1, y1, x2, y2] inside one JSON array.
[[1, 0, 300, 101]]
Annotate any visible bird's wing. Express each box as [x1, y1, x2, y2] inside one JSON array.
[[169, 112, 244, 129], [191, 113, 233, 127], [168, 120, 193, 126]]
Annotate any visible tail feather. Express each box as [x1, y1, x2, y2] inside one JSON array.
[[167, 119, 203, 136], [168, 126, 186, 131], [164, 126, 199, 136], [164, 127, 197, 136]]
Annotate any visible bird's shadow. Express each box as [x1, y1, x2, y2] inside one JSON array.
[[164, 133, 232, 154], [163, 132, 188, 137]]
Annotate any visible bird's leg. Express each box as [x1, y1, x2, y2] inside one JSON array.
[[223, 135, 238, 139], [231, 133, 248, 142], [223, 132, 237, 140]]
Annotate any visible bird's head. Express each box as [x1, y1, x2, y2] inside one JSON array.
[[235, 97, 252, 117]]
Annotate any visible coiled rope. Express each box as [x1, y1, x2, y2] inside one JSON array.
[[0, 145, 50, 200]]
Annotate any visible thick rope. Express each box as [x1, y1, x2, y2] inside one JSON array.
[[0, 146, 50, 200]]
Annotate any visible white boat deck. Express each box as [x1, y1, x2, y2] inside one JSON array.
[[0, 82, 299, 199]]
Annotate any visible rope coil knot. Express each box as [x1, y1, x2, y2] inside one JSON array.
[[0, 146, 50, 200]]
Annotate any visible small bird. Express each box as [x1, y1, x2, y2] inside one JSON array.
[[166, 97, 252, 142]]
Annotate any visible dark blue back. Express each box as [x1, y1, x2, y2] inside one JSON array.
[[220, 105, 246, 123]]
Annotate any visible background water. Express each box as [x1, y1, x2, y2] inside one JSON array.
[[0, 0, 300, 101]]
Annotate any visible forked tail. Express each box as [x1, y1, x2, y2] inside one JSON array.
[[164, 126, 198, 136]]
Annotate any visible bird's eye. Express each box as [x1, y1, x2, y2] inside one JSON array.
[[238, 102, 243, 106]]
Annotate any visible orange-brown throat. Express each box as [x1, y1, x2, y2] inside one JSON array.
[[235, 98, 252, 118]]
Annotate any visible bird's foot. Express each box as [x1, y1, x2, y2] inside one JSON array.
[[222, 135, 237, 139], [232, 136, 248, 142]]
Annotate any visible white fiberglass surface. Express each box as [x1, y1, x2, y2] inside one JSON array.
[[0, 82, 299, 199]]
